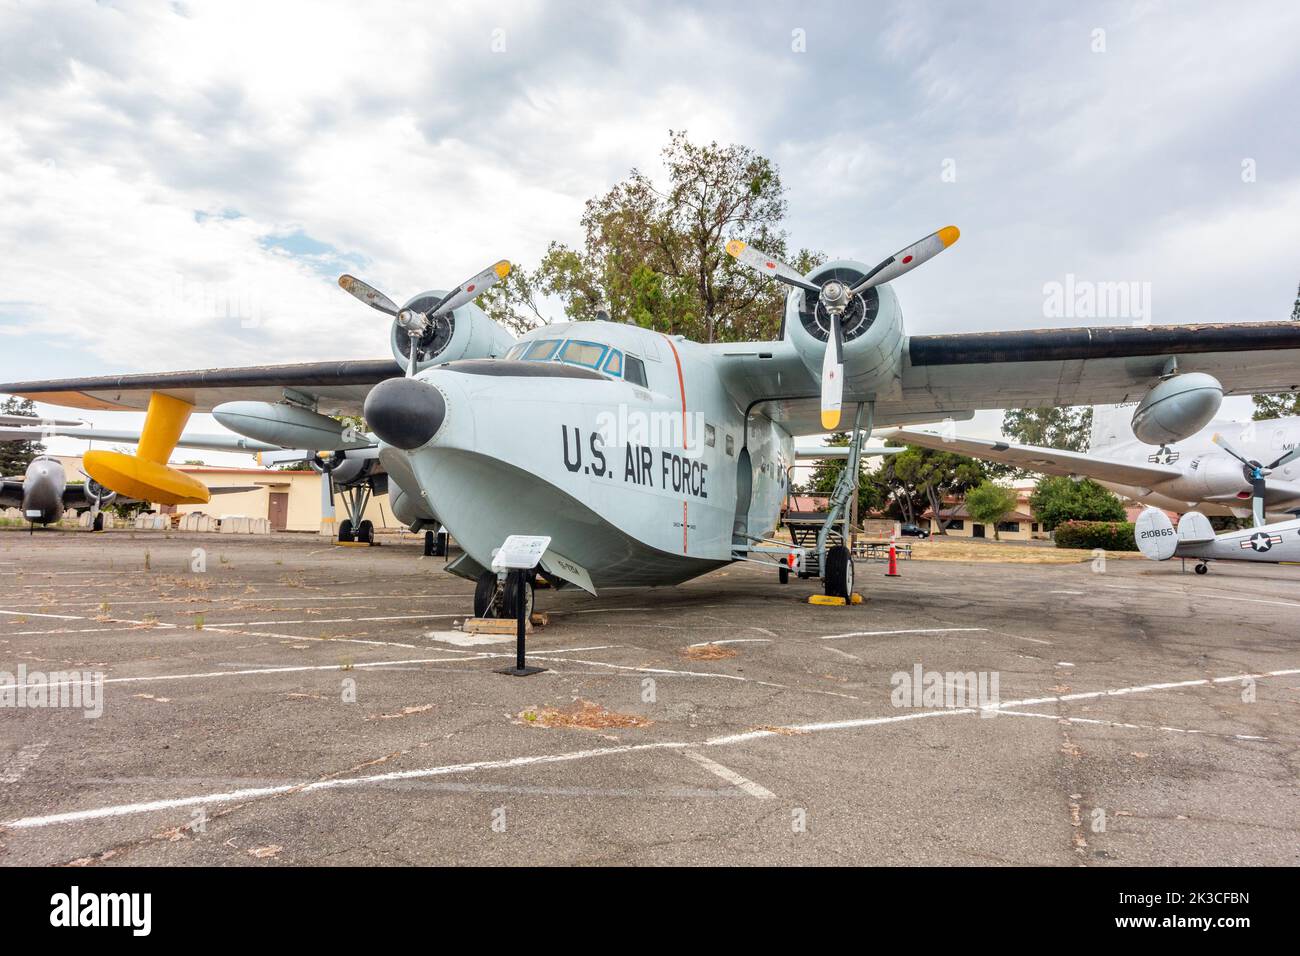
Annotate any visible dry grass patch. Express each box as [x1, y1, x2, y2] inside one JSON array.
[[517, 699, 652, 731], [682, 643, 738, 661]]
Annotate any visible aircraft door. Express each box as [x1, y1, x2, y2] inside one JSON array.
[[733, 446, 753, 545]]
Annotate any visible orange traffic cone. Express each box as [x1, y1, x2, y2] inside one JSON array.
[[886, 537, 901, 577]]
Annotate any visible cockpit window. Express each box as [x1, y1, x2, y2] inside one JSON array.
[[625, 355, 648, 387], [559, 340, 607, 369], [523, 339, 561, 361], [505, 343, 528, 360], [603, 350, 623, 376]]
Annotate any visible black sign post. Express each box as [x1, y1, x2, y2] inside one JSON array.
[[496, 568, 545, 677]]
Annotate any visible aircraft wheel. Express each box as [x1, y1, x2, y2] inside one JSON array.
[[434, 531, 448, 556], [338, 519, 354, 543], [1195, 562, 1209, 575], [502, 572, 534, 621], [778, 566, 790, 584], [423, 530, 435, 556], [357, 520, 375, 545], [92, 513, 104, 532], [474, 572, 499, 618], [824, 545, 854, 599]]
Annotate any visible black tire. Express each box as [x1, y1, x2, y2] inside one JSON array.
[[338, 519, 354, 543], [1195, 562, 1209, 575], [92, 512, 104, 532], [502, 572, 534, 621], [778, 566, 790, 584], [434, 531, 448, 556], [474, 572, 499, 618], [824, 545, 854, 599], [423, 530, 435, 556], [357, 520, 374, 545]]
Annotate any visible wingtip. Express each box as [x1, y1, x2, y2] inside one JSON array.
[[938, 225, 960, 247]]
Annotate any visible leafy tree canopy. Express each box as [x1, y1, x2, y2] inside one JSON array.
[[481, 130, 822, 343], [0, 396, 46, 476], [1030, 476, 1126, 531]]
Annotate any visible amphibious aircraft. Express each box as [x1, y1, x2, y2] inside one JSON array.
[[1135, 506, 1300, 573], [6, 225, 1300, 615], [889, 403, 1300, 527]]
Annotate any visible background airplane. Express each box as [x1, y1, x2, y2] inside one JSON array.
[[0, 427, 276, 531], [1135, 506, 1300, 572], [889, 403, 1300, 527]]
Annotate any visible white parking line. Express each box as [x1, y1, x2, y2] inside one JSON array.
[[0, 610, 83, 620], [5, 667, 1295, 832], [682, 750, 775, 798], [820, 627, 988, 641], [993, 709, 1272, 742], [687, 638, 771, 647]]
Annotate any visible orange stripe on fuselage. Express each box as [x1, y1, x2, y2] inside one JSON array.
[[660, 334, 687, 450]]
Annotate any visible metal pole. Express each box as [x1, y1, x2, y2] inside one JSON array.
[[514, 569, 526, 671]]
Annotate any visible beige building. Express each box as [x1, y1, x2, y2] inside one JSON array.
[[53, 456, 402, 533], [926, 484, 1046, 541]]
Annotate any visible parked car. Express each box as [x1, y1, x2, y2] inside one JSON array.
[[899, 522, 930, 539]]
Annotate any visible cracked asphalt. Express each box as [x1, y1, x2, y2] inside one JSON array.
[[0, 528, 1297, 866]]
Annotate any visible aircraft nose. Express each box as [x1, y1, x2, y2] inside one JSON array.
[[364, 376, 446, 450]]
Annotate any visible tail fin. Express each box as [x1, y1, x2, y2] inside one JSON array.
[[1134, 507, 1177, 560], [1088, 403, 1138, 453]]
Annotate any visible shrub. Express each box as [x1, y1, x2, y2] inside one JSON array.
[[1052, 520, 1138, 551]]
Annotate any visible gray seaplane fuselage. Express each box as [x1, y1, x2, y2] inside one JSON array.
[[379, 321, 792, 589]]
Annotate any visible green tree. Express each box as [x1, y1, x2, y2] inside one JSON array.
[[889, 445, 988, 533], [0, 396, 46, 475], [965, 481, 1020, 540], [1251, 282, 1300, 420], [485, 130, 822, 342], [1001, 406, 1095, 451], [1029, 476, 1126, 531]]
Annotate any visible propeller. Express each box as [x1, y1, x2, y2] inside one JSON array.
[[1212, 433, 1300, 527], [338, 260, 511, 376], [726, 227, 959, 429]]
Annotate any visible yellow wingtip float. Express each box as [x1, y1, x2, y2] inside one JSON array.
[[82, 392, 211, 505]]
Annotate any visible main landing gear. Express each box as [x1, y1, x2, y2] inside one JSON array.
[[824, 544, 854, 599], [474, 570, 534, 620], [335, 481, 376, 546], [1195, 561, 1209, 575], [813, 402, 869, 600]]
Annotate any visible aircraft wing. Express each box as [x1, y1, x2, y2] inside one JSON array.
[[0, 359, 403, 416], [885, 428, 1184, 486], [714, 321, 1300, 436]]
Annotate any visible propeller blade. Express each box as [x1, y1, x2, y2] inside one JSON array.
[[320, 468, 335, 522], [849, 226, 960, 296], [821, 312, 844, 430], [338, 275, 400, 316], [724, 240, 821, 294], [428, 260, 512, 319], [1265, 446, 1300, 470], [1212, 433, 1252, 466], [1252, 476, 1267, 527]]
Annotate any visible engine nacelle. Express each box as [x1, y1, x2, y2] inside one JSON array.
[[85, 478, 116, 508], [783, 260, 905, 398], [315, 448, 381, 489], [1131, 373, 1222, 445], [391, 294, 516, 374]]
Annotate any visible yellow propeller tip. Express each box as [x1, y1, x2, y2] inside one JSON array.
[[938, 225, 960, 247], [821, 411, 841, 430], [494, 261, 511, 278], [725, 239, 746, 257]]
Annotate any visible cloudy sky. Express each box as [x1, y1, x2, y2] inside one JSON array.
[[2, 0, 1298, 460]]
